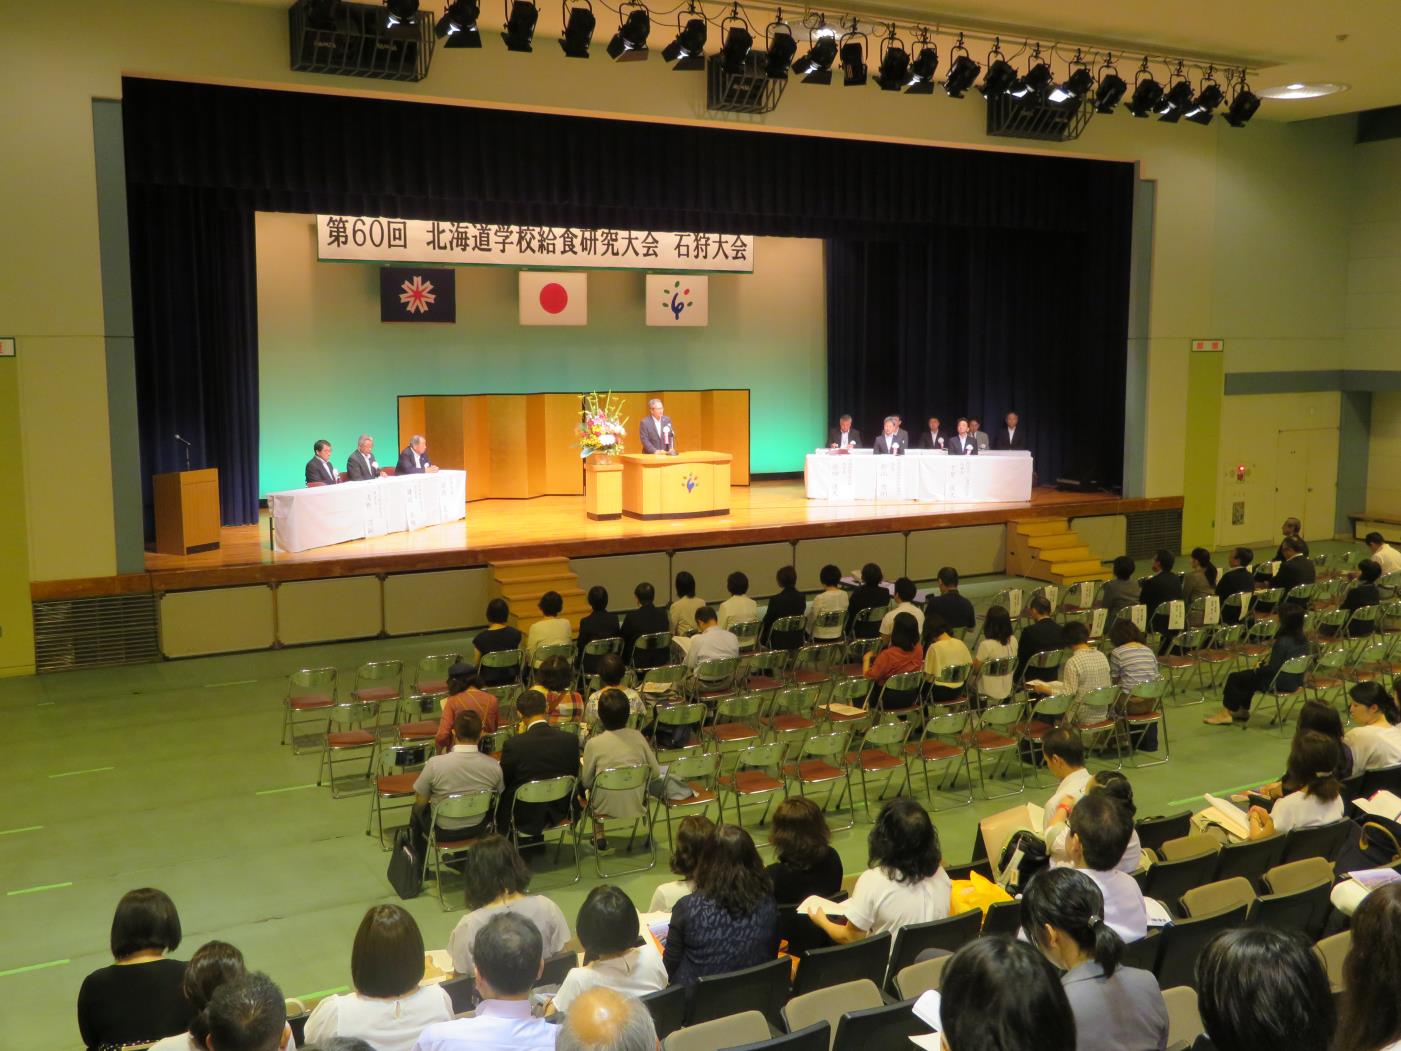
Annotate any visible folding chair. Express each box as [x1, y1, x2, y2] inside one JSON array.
[[1014, 692, 1073, 786], [728, 619, 764, 653], [366, 737, 432, 846], [924, 663, 972, 710], [849, 605, 887, 640], [782, 730, 854, 830], [1159, 626, 1211, 706], [791, 934, 893, 998], [1235, 617, 1279, 661], [1019, 648, 1067, 694], [810, 608, 847, 643], [845, 719, 911, 819], [1219, 589, 1253, 627], [1309, 608, 1351, 646], [769, 614, 807, 652], [631, 631, 674, 672], [282, 666, 338, 753], [874, 669, 925, 716], [578, 636, 623, 690], [1346, 604, 1380, 641], [716, 741, 787, 827], [704, 690, 764, 762], [976, 655, 1018, 705], [584, 764, 656, 878], [351, 660, 404, 725], [427, 790, 497, 909], [820, 677, 874, 732], [1118, 677, 1170, 767], [531, 641, 575, 680], [836, 637, 883, 679], [904, 704, 973, 811], [654, 700, 707, 752], [479, 647, 524, 685], [745, 648, 790, 691], [1243, 653, 1312, 733], [640, 664, 690, 708], [411, 652, 461, 706], [690, 656, 740, 704], [1306, 643, 1350, 711], [650, 750, 719, 847], [1071, 685, 1124, 766], [968, 699, 1027, 798], [760, 684, 822, 761], [1195, 623, 1245, 689], [792, 642, 838, 690], [508, 774, 581, 884], [317, 700, 379, 796]]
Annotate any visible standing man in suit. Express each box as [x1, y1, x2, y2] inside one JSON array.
[[1139, 549, 1184, 652], [993, 412, 1027, 450], [1216, 547, 1255, 623], [968, 417, 990, 451], [948, 419, 979, 456], [397, 434, 439, 475], [304, 439, 339, 485], [345, 434, 385, 481], [873, 417, 904, 455], [640, 398, 676, 455], [828, 415, 862, 450], [918, 417, 945, 450], [497, 692, 581, 837]]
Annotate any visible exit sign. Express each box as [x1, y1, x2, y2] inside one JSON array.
[[1191, 338, 1223, 352]]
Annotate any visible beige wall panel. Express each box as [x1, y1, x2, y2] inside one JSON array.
[[1069, 515, 1128, 563], [795, 533, 906, 592], [161, 586, 274, 657], [384, 567, 491, 636], [398, 397, 425, 460], [570, 552, 672, 610], [423, 396, 466, 471], [277, 576, 382, 645], [673, 542, 795, 602], [544, 394, 585, 495], [907, 526, 1006, 581]]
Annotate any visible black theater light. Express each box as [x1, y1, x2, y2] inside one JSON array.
[[1093, 59, 1128, 113], [979, 53, 1017, 99], [661, 13, 707, 70], [905, 40, 938, 95], [501, 0, 538, 50], [942, 34, 979, 98], [1225, 73, 1261, 127], [1156, 64, 1193, 121], [720, 22, 753, 75], [1185, 72, 1226, 124], [763, 20, 798, 78], [381, 0, 418, 30], [792, 23, 838, 84], [840, 35, 867, 87], [436, 0, 481, 45], [874, 32, 910, 91], [1124, 59, 1163, 117], [1048, 54, 1094, 105], [559, 0, 595, 56], [1009, 47, 1052, 100], [607, 3, 650, 60], [302, 0, 344, 30]]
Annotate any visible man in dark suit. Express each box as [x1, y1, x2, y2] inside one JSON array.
[[304, 439, 339, 485], [639, 398, 675, 454], [620, 581, 669, 666], [1259, 518, 1310, 581], [924, 566, 975, 643], [1016, 596, 1065, 681], [873, 417, 904, 455], [1215, 547, 1255, 623], [396, 434, 439, 475], [918, 416, 945, 450], [497, 692, 581, 837], [992, 411, 1028, 450], [828, 415, 862, 450], [345, 434, 384, 481], [576, 585, 621, 673], [1139, 549, 1184, 652], [948, 418, 979, 456], [1273, 535, 1316, 594]]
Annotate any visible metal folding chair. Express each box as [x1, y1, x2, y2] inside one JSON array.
[[584, 764, 656, 877], [650, 751, 719, 847], [968, 699, 1027, 798], [904, 702, 972, 810], [1119, 678, 1170, 767], [845, 719, 911, 819], [366, 737, 433, 846], [427, 789, 497, 909], [717, 741, 788, 827], [317, 699, 379, 796], [282, 666, 337, 753], [728, 619, 764, 652], [479, 647, 524, 685], [782, 730, 854, 830], [508, 774, 581, 884]]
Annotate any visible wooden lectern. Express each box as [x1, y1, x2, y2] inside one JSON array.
[[584, 458, 624, 520], [153, 468, 222, 555], [620, 452, 732, 520]]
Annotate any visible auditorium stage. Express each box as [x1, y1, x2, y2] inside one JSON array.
[[32, 483, 1181, 600]]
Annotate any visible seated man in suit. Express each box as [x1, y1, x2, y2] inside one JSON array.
[[345, 434, 385, 481], [918, 416, 945, 450], [639, 398, 675, 455], [1016, 596, 1064, 681], [993, 411, 1027, 450], [924, 566, 975, 642], [397, 434, 439, 475], [828, 414, 861, 450], [968, 417, 990, 451], [1258, 517, 1309, 581], [1215, 547, 1255, 622], [948, 418, 979, 456], [1139, 549, 1184, 652], [497, 691, 581, 838], [1272, 534, 1316, 595], [305, 439, 340, 485], [873, 416, 904, 455]]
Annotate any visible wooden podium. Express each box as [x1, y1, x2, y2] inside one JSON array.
[[621, 452, 732, 520], [584, 458, 623, 521], [153, 468, 222, 555]]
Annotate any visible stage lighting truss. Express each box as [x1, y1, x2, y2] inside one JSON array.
[[559, 0, 595, 56], [501, 0, 538, 50], [661, 4, 707, 70], [607, 1, 650, 60], [791, 17, 838, 84], [873, 27, 910, 91]]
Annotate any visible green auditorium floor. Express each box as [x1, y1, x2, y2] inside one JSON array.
[[0, 546, 1356, 1051]]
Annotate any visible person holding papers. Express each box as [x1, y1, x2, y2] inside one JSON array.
[[1343, 682, 1401, 774], [1040, 729, 1092, 830], [1246, 731, 1345, 838]]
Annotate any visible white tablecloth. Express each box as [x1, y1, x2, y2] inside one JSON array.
[[268, 470, 468, 553], [804, 450, 1033, 503]]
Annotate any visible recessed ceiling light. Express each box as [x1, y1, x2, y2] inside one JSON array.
[[1257, 82, 1348, 100]]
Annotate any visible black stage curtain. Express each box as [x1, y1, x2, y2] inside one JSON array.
[[122, 77, 1135, 525]]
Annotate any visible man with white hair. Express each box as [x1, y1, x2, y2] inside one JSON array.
[[397, 434, 439, 474], [556, 988, 658, 1051], [639, 399, 675, 455], [345, 434, 385, 480]]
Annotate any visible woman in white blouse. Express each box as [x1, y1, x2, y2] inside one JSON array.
[[304, 905, 451, 1051], [1344, 682, 1401, 775], [1248, 731, 1345, 838], [973, 605, 1018, 701]]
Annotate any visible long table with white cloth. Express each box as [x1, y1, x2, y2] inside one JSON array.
[[804, 450, 1033, 503], [268, 470, 467, 553]]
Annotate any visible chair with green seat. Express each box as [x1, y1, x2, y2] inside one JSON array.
[[650, 750, 719, 847], [845, 719, 911, 819], [630, 631, 674, 672], [317, 699, 379, 797], [480, 647, 525, 686], [781, 730, 853, 829], [426, 789, 497, 909], [282, 666, 338, 754], [507, 774, 581, 884], [584, 763, 656, 878], [1118, 677, 1170, 767], [716, 741, 788, 827], [904, 703, 972, 811]]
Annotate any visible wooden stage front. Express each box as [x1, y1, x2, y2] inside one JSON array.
[[33, 482, 1182, 600]]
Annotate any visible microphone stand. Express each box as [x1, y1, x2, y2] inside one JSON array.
[[174, 433, 193, 472]]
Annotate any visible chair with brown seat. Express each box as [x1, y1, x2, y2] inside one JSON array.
[[792, 642, 840, 692], [585, 763, 657, 878], [717, 742, 788, 827], [691, 656, 741, 705], [350, 660, 404, 724], [1014, 692, 1074, 786], [282, 666, 338, 754], [1119, 677, 1171, 767], [874, 669, 925, 716], [783, 731, 854, 830], [704, 690, 763, 764], [836, 637, 883, 680], [650, 750, 719, 847], [904, 704, 972, 811], [820, 678, 874, 732], [366, 737, 433, 846], [968, 700, 1027, 799], [410, 652, 461, 714], [760, 684, 822, 762], [317, 700, 379, 797]]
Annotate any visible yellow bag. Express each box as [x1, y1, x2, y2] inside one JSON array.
[[949, 870, 1013, 917]]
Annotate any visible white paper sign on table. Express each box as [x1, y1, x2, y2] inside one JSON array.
[[874, 457, 903, 500], [364, 484, 390, 537]]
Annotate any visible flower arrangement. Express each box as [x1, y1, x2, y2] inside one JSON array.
[[577, 391, 629, 458]]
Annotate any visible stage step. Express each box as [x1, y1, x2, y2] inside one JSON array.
[[1005, 518, 1111, 587], [488, 557, 589, 633], [1013, 518, 1068, 537]]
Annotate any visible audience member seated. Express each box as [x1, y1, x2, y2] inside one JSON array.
[[647, 815, 714, 913], [1139, 549, 1184, 653], [1215, 548, 1255, 622], [1041, 729, 1092, 829], [475, 599, 524, 686], [716, 572, 758, 630], [806, 564, 850, 640], [1030, 622, 1112, 717], [498, 692, 581, 836], [668, 572, 704, 638], [447, 836, 570, 977], [418, 913, 558, 1051], [581, 689, 660, 851], [1365, 530, 1401, 577], [1272, 534, 1316, 593], [549, 887, 667, 1015], [846, 562, 890, 635], [1019, 868, 1168, 1051], [939, 937, 1075, 1051], [1341, 559, 1382, 632], [1193, 928, 1334, 1051], [149, 941, 247, 1051], [78, 887, 192, 1051], [864, 611, 923, 686], [973, 604, 1018, 701], [1205, 603, 1308, 726], [806, 798, 950, 946], [1336, 883, 1401, 1051], [436, 664, 500, 752], [1343, 682, 1401, 774], [1247, 731, 1344, 838], [575, 587, 620, 676], [924, 613, 973, 701], [584, 655, 645, 728], [305, 906, 452, 1051], [924, 566, 976, 636], [527, 591, 572, 661], [1183, 547, 1218, 611], [1255, 701, 1352, 800], [663, 824, 779, 984], [765, 797, 843, 906], [1064, 794, 1147, 942], [683, 606, 739, 670], [762, 565, 808, 649], [1047, 770, 1143, 873], [1269, 517, 1311, 563], [878, 577, 925, 639], [205, 973, 290, 1051], [1016, 596, 1065, 681], [556, 988, 656, 1051], [1107, 620, 1160, 691], [527, 656, 583, 722], [620, 582, 669, 666], [413, 711, 502, 856], [1098, 556, 1141, 624]]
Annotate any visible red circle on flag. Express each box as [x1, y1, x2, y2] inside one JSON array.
[[539, 282, 569, 314]]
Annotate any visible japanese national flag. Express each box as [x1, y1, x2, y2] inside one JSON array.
[[646, 274, 709, 326], [519, 271, 588, 326]]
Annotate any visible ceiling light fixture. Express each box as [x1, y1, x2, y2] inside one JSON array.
[[941, 33, 980, 98], [792, 20, 838, 84], [1155, 62, 1193, 121], [839, 21, 866, 87], [1124, 57, 1163, 117], [606, 2, 650, 60], [435, 0, 481, 45], [1225, 71, 1261, 127], [1256, 82, 1347, 100], [717, 6, 753, 75], [905, 30, 938, 95], [762, 17, 797, 78], [661, 7, 706, 70], [979, 39, 1017, 100], [559, 0, 595, 57], [1009, 44, 1051, 100], [1092, 54, 1127, 113], [1184, 67, 1225, 124], [501, 0, 538, 51], [1048, 50, 1094, 105], [381, 0, 419, 31], [874, 28, 910, 91]]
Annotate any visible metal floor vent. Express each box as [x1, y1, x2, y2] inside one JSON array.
[[33, 594, 161, 673], [1126, 507, 1184, 560]]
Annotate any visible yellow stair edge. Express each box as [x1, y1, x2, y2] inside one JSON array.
[[1038, 547, 1095, 564]]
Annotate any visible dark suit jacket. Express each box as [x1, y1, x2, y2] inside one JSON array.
[[925, 590, 976, 636], [1139, 571, 1184, 619], [1016, 618, 1066, 680], [305, 456, 339, 485], [576, 609, 622, 671], [621, 604, 670, 665], [917, 430, 945, 450], [1273, 537, 1311, 562], [828, 426, 862, 448], [947, 435, 979, 456], [763, 587, 808, 649], [396, 446, 432, 474], [872, 435, 905, 455], [1214, 567, 1255, 622], [345, 450, 381, 481], [846, 583, 892, 634], [640, 415, 675, 454], [992, 427, 1027, 450], [1273, 554, 1317, 595], [498, 721, 581, 834]]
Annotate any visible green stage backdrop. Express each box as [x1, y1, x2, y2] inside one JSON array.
[[255, 213, 826, 495]]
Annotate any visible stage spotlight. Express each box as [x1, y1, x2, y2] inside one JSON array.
[[719, 24, 753, 74], [436, 0, 481, 44], [559, 0, 595, 56], [792, 24, 838, 84], [1048, 65, 1094, 104], [1009, 50, 1052, 100], [501, 0, 538, 50], [979, 58, 1017, 99], [381, 0, 418, 30], [661, 15, 706, 69], [763, 21, 797, 78], [1156, 77, 1194, 122], [606, 4, 650, 60], [840, 39, 866, 86], [942, 35, 980, 98], [1225, 75, 1261, 127], [1093, 61, 1128, 113], [905, 43, 938, 94], [874, 34, 910, 91], [1184, 76, 1226, 124], [303, 0, 344, 31], [1124, 59, 1163, 117]]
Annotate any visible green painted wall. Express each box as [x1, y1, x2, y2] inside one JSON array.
[[0, 358, 35, 676], [1182, 350, 1223, 549], [254, 213, 826, 492]]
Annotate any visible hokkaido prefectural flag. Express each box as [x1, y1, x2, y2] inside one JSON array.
[[519, 271, 588, 326]]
